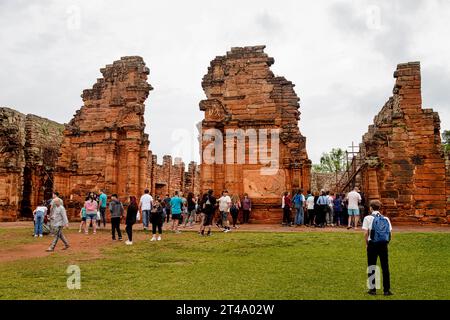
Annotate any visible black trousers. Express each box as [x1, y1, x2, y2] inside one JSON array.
[[125, 222, 134, 241], [282, 207, 291, 224], [308, 209, 315, 225], [243, 210, 250, 223], [231, 209, 239, 226], [99, 207, 106, 227], [316, 206, 327, 226], [111, 217, 122, 239], [152, 222, 162, 234], [367, 242, 391, 292]]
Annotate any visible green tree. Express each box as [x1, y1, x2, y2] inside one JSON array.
[[313, 148, 346, 173], [443, 130, 450, 154]]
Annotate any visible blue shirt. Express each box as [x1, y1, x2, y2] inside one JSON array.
[[293, 194, 305, 208], [170, 196, 183, 214], [99, 193, 107, 208]]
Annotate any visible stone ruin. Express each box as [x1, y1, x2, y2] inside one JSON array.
[[0, 57, 199, 221], [148, 153, 201, 198], [54, 57, 152, 218], [1, 52, 448, 225], [340, 62, 450, 224], [0, 108, 64, 221], [199, 46, 311, 223]]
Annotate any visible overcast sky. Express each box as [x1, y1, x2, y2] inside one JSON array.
[[1, 0, 449, 164]]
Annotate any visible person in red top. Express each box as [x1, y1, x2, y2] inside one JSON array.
[[282, 191, 292, 227]]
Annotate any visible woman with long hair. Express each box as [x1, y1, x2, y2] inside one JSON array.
[[230, 194, 241, 229], [281, 191, 292, 227], [84, 192, 98, 234], [125, 196, 138, 245], [150, 200, 164, 241], [241, 193, 252, 224]]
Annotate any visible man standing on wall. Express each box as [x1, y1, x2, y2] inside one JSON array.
[[98, 189, 108, 229], [346, 187, 362, 229], [139, 189, 153, 231]]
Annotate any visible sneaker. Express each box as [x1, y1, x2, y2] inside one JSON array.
[[384, 291, 393, 296], [34, 235, 38, 238], [224, 229, 230, 233], [175, 230, 181, 234], [125, 241, 133, 245], [78, 229, 82, 233], [39, 234, 43, 237], [62, 245, 70, 250], [150, 236, 157, 242], [46, 248, 54, 252], [118, 238, 123, 241], [367, 289, 377, 295], [157, 236, 162, 241]]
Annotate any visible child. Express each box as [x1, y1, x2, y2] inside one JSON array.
[[78, 205, 87, 233], [33, 201, 48, 237]]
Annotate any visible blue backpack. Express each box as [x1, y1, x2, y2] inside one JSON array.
[[370, 214, 391, 243]]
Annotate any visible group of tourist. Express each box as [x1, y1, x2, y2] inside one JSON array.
[[281, 187, 366, 229], [32, 187, 393, 296], [32, 189, 254, 248], [33, 187, 368, 248]]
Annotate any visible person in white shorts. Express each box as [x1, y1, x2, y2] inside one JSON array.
[[346, 187, 362, 229]]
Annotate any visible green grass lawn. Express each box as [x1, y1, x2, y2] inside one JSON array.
[[0, 227, 449, 300]]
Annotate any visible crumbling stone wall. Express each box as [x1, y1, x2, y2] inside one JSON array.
[[0, 108, 63, 221], [184, 161, 201, 196], [311, 172, 343, 194], [358, 62, 448, 224], [149, 155, 188, 198], [54, 56, 152, 218], [22, 115, 64, 218], [0, 108, 26, 221], [446, 154, 450, 219], [199, 46, 311, 223]]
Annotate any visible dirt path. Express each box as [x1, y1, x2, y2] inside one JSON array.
[[0, 221, 448, 263]]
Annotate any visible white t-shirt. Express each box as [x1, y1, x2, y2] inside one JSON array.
[[140, 194, 153, 211], [35, 206, 48, 215], [327, 195, 334, 207], [362, 212, 393, 241], [218, 195, 232, 212], [306, 195, 315, 210], [347, 191, 362, 210]]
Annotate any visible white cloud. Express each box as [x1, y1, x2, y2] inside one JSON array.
[[0, 0, 449, 164]]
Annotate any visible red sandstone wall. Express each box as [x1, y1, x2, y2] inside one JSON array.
[[199, 46, 311, 223], [360, 62, 448, 223], [55, 57, 152, 218], [446, 154, 450, 221], [0, 108, 26, 221]]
